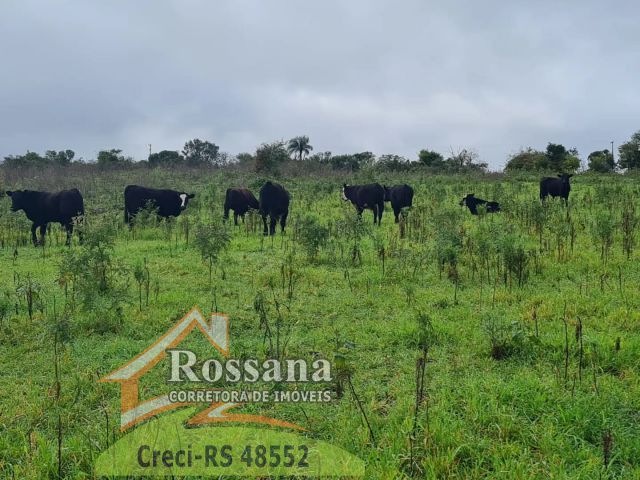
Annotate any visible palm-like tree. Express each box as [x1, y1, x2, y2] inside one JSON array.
[[287, 135, 313, 161]]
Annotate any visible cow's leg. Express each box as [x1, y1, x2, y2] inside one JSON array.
[[77, 218, 84, 244], [223, 206, 230, 222], [356, 206, 363, 218], [280, 211, 288, 233], [372, 205, 378, 225], [30, 223, 39, 246], [234, 212, 239, 226], [241, 213, 246, 223], [39, 224, 47, 246], [269, 216, 277, 236], [394, 207, 400, 223], [125, 209, 132, 228], [262, 215, 269, 236], [125, 209, 134, 229], [64, 222, 73, 246], [378, 202, 384, 224]]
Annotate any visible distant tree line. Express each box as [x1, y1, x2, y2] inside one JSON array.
[[3, 149, 77, 168], [4, 130, 640, 174], [504, 130, 640, 174]]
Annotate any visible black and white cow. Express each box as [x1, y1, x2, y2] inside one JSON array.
[[124, 185, 195, 226], [540, 174, 572, 204], [5, 188, 84, 246], [223, 188, 259, 225], [259, 181, 290, 236], [383, 184, 414, 223], [459, 194, 501, 215], [342, 183, 385, 224]]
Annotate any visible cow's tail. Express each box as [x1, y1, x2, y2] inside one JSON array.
[[223, 189, 231, 220], [124, 185, 132, 225]]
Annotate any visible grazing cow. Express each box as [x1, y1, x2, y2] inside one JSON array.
[[540, 174, 573, 204], [342, 183, 385, 225], [459, 194, 501, 215], [124, 185, 195, 226], [259, 181, 290, 236], [5, 189, 84, 246], [383, 184, 414, 223], [223, 188, 259, 225]]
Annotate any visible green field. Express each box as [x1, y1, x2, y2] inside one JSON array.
[[1, 167, 639, 479]]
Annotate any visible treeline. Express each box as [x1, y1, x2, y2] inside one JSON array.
[[4, 130, 640, 174], [2, 139, 227, 170], [0, 136, 489, 174], [505, 130, 640, 173]]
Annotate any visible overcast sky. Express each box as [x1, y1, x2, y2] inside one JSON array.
[[1, 1, 639, 169]]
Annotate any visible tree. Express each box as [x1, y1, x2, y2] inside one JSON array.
[[182, 139, 220, 167], [545, 143, 580, 172], [545, 143, 569, 171], [587, 150, 615, 173], [45, 149, 75, 166], [287, 135, 313, 161], [505, 145, 579, 173], [2, 149, 77, 168], [618, 131, 640, 170], [418, 149, 445, 167], [236, 152, 254, 165], [376, 154, 412, 171], [254, 141, 289, 173], [445, 148, 487, 172], [329, 151, 375, 171], [505, 148, 548, 171], [2, 151, 46, 168], [148, 150, 183, 167], [97, 149, 131, 169], [563, 151, 581, 173], [216, 152, 232, 167]]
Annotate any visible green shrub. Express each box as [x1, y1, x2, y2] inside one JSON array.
[[297, 215, 329, 259]]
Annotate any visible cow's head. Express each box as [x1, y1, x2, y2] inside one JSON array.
[[557, 173, 573, 185], [178, 192, 195, 210], [341, 184, 350, 201], [383, 185, 391, 202], [5, 190, 26, 212], [459, 193, 475, 207]]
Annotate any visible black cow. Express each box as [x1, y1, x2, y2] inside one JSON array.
[[5, 189, 84, 246], [383, 184, 414, 223], [342, 183, 385, 224], [259, 181, 290, 236], [223, 188, 259, 225], [124, 185, 195, 226], [540, 174, 572, 204], [459, 194, 501, 215]]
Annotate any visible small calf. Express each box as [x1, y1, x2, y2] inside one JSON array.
[[459, 194, 501, 215]]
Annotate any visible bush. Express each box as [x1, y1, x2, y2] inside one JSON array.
[[193, 221, 231, 285], [254, 141, 289, 173], [587, 150, 615, 173], [58, 216, 129, 332], [482, 311, 526, 360], [297, 215, 329, 259]]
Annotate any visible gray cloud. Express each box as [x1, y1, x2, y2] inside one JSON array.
[[1, 0, 639, 168]]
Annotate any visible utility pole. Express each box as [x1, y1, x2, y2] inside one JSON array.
[[611, 141, 614, 165], [148, 144, 152, 157]]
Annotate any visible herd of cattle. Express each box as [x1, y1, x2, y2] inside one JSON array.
[[1, 174, 573, 246]]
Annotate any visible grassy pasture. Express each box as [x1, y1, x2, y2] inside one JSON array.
[[0, 167, 639, 479]]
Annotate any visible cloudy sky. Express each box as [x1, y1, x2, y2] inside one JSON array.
[[1, 1, 638, 169]]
